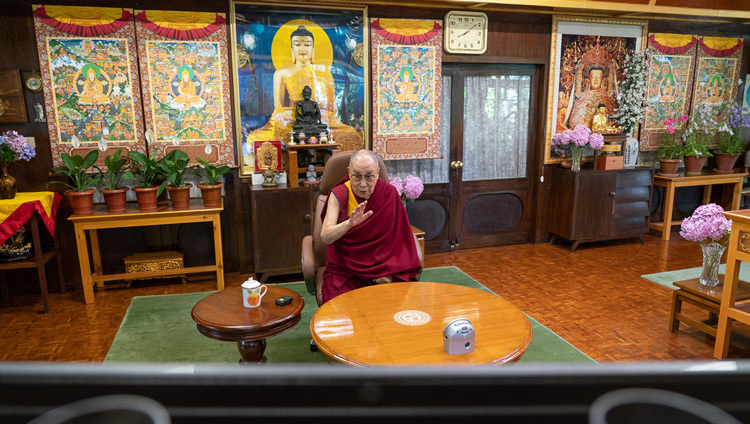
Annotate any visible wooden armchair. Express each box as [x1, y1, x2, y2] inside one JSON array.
[[301, 150, 423, 305]]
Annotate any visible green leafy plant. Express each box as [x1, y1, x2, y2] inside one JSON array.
[[682, 134, 712, 158], [47, 150, 102, 192], [101, 148, 134, 191], [193, 158, 232, 186], [656, 134, 683, 160], [157, 149, 195, 189], [129, 150, 165, 193]]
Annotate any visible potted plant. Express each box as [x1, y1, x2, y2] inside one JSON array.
[[193, 158, 232, 208], [158, 149, 195, 210], [715, 101, 750, 174], [99, 148, 134, 213], [550, 125, 605, 172], [47, 150, 102, 215], [682, 104, 718, 175], [0, 131, 36, 199], [679, 203, 731, 287], [129, 150, 165, 211], [657, 116, 686, 177]]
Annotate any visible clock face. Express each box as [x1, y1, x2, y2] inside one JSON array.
[[444, 11, 487, 54], [25, 75, 42, 92]]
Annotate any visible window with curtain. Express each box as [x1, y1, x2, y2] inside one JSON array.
[[462, 74, 530, 181]]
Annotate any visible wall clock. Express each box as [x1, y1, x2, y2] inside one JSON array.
[[444, 11, 488, 54], [24, 74, 42, 93]]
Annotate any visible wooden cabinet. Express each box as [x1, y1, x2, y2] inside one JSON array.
[[250, 185, 314, 282], [548, 167, 653, 252]]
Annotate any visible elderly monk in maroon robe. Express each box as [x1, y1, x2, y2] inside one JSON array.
[[320, 150, 421, 303]]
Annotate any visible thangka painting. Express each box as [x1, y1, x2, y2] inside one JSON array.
[[690, 37, 743, 139], [32, 5, 146, 168], [135, 10, 235, 165], [544, 16, 646, 164], [640, 34, 697, 151], [371, 18, 442, 160], [230, 2, 368, 177]]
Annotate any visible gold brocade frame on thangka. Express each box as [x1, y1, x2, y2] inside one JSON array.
[[230, 1, 369, 177], [544, 16, 647, 165]]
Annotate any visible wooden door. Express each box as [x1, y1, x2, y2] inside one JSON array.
[[391, 64, 540, 252]]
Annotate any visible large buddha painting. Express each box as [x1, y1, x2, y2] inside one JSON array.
[[231, 2, 368, 176], [544, 16, 646, 164]]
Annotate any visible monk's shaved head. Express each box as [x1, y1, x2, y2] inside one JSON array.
[[349, 149, 380, 168]]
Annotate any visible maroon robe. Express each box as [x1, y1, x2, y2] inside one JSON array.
[[320, 177, 421, 303]]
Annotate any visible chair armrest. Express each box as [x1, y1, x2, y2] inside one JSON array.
[[302, 235, 315, 280]]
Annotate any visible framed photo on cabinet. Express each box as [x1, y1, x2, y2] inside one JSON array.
[[230, 1, 369, 177], [544, 16, 647, 164]]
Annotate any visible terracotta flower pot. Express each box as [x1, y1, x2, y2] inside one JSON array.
[[166, 183, 192, 210], [100, 187, 128, 213], [658, 158, 681, 177], [714, 152, 741, 174], [133, 186, 159, 211], [66, 189, 96, 215], [198, 183, 224, 208], [684, 155, 708, 175]]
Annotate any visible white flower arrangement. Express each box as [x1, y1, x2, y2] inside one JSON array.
[[612, 50, 649, 135]]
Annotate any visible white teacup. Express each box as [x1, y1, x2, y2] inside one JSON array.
[[242, 279, 267, 308]]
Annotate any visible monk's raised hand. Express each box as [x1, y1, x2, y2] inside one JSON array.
[[373, 275, 393, 284], [348, 201, 373, 228]]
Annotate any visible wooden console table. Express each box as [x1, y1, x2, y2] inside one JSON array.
[[649, 171, 747, 241], [715, 209, 750, 359], [68, 199, 224, 304]]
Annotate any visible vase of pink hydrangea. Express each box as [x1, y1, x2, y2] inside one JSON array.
[[679, 203, 732, 287], [551, 125, 605, 172], [0, 131, 36, 199], [389, 174, 424, 208]]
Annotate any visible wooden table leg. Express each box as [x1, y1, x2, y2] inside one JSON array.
[[731, 181, 742, 211], [669, 290, 682, 332], [89, 229, 104, 288], [702, 184, 713, 205], [212, 213, 225, 290], [53, 227, 65, 294], [237, 339, 267, 364], [30, 215, 50, 314], [715, 231, 742, 359], [662, 182, 676, 241], [74, 225, 95, 304]]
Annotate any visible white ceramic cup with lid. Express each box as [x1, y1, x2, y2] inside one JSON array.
[[241, 278, 267, 308]]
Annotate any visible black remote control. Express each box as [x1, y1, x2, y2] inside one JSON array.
[[275, 295, 293, 306]]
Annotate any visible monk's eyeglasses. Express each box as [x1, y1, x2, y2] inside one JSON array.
[[350, 173, 378, 182]]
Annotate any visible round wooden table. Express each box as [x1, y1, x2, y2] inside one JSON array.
[[310, 282, 532, 366], [191, 286, 304, 364]]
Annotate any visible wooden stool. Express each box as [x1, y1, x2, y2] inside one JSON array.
[[670, 276, 750, 337]]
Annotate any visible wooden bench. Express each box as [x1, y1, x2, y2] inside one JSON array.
[[670, 276, 750, 337]]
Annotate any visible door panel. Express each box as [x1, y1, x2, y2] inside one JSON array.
[[387, 65, 539, 252]]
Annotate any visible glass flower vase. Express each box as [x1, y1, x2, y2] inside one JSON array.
[[570, 145, 583, 172], [699, 242, 726, 287]]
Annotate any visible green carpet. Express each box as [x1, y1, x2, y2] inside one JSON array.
[[105, 266, 595, 364], [642, 263, 750, 290]]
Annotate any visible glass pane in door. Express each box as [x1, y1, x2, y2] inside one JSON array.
[[384, 75, 451, 184], [462, 74, 531, 181]]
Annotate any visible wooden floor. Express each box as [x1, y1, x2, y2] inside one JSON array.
[[2, 230, 750, 363]]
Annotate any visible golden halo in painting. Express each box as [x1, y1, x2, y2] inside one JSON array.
[[271, 19, 333, 70]]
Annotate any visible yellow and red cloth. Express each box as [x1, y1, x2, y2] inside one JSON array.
[[0, 192, 62, 245]]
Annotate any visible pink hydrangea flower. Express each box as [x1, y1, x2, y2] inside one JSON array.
[[389, 176, 404, 196], [588, 132, 604, 150], [679, 203, 732, 245], [402, 175, 423, 200]]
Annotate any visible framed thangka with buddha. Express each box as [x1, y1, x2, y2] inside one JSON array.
[[230, 2, 368, 177], [135, 10, 235, 165], [640, 34, 697, 151], [32, 5, 146, 168], [544, 16, 646, 164], [371, 18, 442, 160]]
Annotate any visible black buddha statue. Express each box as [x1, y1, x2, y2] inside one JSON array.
[[293, 85, 328, 143]]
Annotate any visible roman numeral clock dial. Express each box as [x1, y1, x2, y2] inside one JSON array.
[[444, 11, 488, 54]]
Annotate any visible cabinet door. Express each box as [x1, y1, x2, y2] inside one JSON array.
[[251, 188, 313, 274], [571, 172, 616, 238]]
